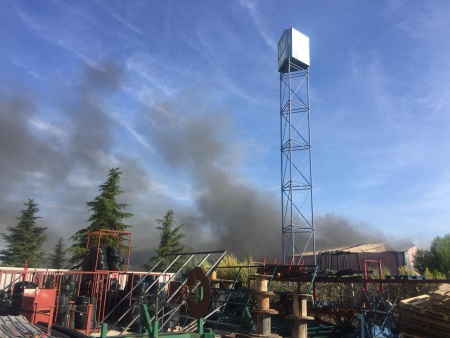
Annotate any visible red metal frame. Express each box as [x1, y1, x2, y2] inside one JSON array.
[[363, 259, 383, 293], [0, 268, 127, 331], [21, 288, 56, 328], [86, 229, 132, 272]]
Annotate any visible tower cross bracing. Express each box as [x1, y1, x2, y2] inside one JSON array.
[[278, 28, 315, 264]]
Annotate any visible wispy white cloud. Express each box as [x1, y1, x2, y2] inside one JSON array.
[[192, 27, 264, 105], [389, 3, 450, 42], [18, 10, 96, 67], [11, 59, 46, 81], [126, 54, 178, 99], [107, 106, 155, 153], [240, 0, 277, 50], [97, 1, 143, 36], [318, 40, 450, 233], [28, 117, 67, 140]]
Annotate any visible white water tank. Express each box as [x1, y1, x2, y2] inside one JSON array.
[[278, 27, 310, 72]]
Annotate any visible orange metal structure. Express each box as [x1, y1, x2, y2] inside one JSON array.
[[0, 267, 161, 335], [86, 229, 132, 272]]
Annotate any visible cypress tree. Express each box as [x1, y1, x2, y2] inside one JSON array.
[[0, 199, 47, 267], [49, 237, 66, 269], [145, 209, 185, 271], [68, 167, 133, 266]]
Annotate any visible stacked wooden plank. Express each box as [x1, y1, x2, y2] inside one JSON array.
[[395, 284, 450, 337]]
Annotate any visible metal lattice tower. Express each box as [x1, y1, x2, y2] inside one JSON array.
[[278, 28, 315, 264]]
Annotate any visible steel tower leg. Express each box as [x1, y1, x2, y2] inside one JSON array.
[[280, 59, 315, 264]]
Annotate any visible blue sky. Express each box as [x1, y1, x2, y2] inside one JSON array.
[[1, 1, 450, 262]]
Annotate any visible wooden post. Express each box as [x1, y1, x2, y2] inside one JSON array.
[[251, 275, 278, 336], [290, 294, 314, 338]]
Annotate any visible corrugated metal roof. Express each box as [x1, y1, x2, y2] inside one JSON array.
[[330, 242, 387, 253], [303, 250, 408, 275]]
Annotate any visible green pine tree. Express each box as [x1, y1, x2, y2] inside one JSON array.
[[144, 209, 186, 271], [414, 234, 450, 278], [0, 199, 47, 267], [68, 167, 133, 266], [49, 237, 67, 269]]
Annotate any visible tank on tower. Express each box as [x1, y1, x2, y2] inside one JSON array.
[[278, 27, 310, 72]]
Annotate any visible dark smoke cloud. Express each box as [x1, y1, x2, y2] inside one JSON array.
[[0, 59, 149, 250], [143, 97, 413, 261], [0, 90, 60, 195], [0, 59, 412, 268], [145, 99, 280, 260], [315, 214, 386, 250], [66, 60, 123, 172], [315, 213, 414, 252]]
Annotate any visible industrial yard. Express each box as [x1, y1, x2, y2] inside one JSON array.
[[2, 3, 450, 338], [0, 215, 448, 338], [0, 244, 448, 338]]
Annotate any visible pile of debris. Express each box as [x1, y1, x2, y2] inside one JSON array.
[[395, 284, 450, 337], [0, 315, 52, 337]]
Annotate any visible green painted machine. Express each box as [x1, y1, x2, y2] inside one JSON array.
[[98, 301, 215, 338]]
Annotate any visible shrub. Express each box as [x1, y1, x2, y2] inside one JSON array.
[[215, 254, 256, 288]]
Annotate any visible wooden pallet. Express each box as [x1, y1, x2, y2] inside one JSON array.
[[400, 312, 450, 334], [400, 294, 429, 306], [399, 302, 450, 321], [396, 289, 450, 337]]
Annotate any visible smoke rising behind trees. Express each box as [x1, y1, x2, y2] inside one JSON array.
[[0, 59, 412, 266]]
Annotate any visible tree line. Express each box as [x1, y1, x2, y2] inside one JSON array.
[[0, 167, 185, 270], [2, 167, 450, 278]]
